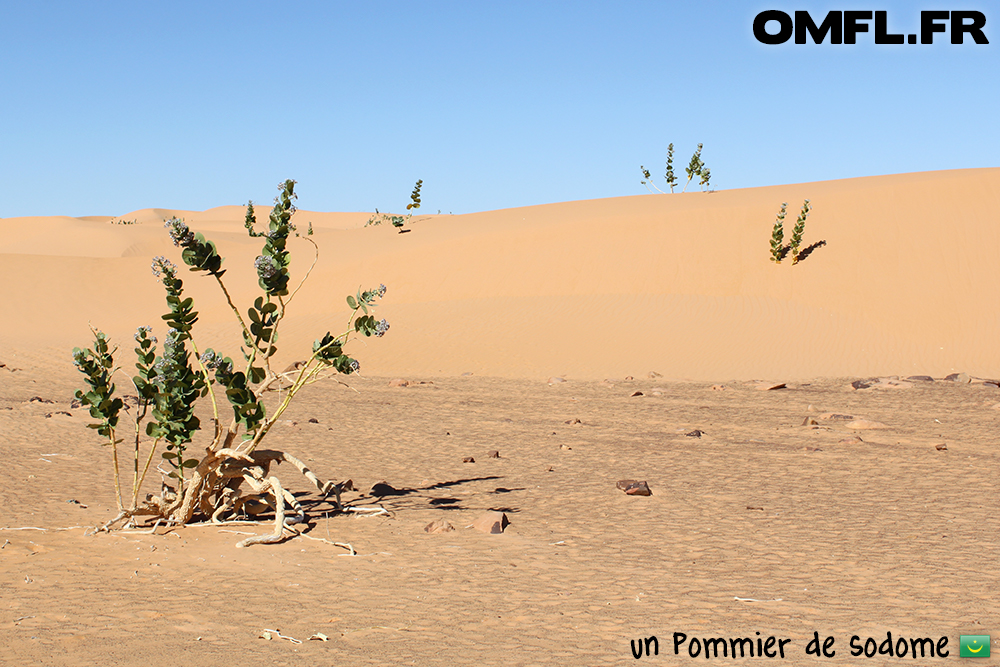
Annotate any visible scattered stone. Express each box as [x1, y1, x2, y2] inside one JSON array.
[[45, 411, 72, 418], [462, 456, 475, 463], [470, 511, 509, 534], [801, 447, 822, 452], [685, 429, 705, 437], [461, 372, 474, 376], [27, 396, 54, 404], [935, 443, 948, 451], [487, 450, 500, 458], [872, 377, 912, 389], [851, 379, 873, 390], [846, 419, 889, 430], [369, 481, 403, 496], [559, 444, 572, 450], [983, 379, 1000, 388], [616, 480, 652, 496], [907, 375, 934, 382], [424, 519, 455, 534], [747, 505, 765, 510], [547, 376, 567, 384], [387, 378, 409, 387], [650, 389, 664, 396], [307, 418, 319, 424], [70, 398, 83, 409], [806, 404, 818, 412], [648, 371, 662, 379], [624, 376, 634, 381], [564, 418, 581, 424], [282, 360, 307, 373], [801, 417, 819, 426], [710, 384, 728, 391], [819, 413, 854, 421], [756, 382, 786, 391], [945, 372, 972, 384], [630, 391, 644, 397], [839, 436, 864, 444]]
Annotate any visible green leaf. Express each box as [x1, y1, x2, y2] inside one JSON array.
[[346, 295, 357, 309]]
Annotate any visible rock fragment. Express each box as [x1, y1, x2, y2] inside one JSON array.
[[424, 519, 455, 534], [470, 511, 509, 534], [756, 382, 786, 391], [616, 479, 652, 496]]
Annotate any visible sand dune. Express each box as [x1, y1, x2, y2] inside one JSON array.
[[2, 168, 999, 381], [2, 169, 999, 666]]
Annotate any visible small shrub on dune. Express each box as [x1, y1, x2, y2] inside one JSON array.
[[366, 178, 423, 232], [770, 202, 787, 263], [769, 200, 817, 265], [641, 143, 710, 193], [74, 179, 389, 547]]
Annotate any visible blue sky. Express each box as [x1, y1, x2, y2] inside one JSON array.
[[0, 2, 996, 217]]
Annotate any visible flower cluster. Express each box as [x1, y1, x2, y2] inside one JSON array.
[[165, 218, 195, 247], [378, 283, 387, 298], [134, 326, 157, 344], [151, 256, 177, 282], [254, 255, 279, 280], [348, 359, 360, 373], [375, 319, 390, 337]]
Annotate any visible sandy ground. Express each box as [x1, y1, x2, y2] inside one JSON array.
[[1, 169, 999, 664]]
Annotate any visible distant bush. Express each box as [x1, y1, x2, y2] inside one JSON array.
[[366, 179, 423, 232], [641, 143, 711, 193]]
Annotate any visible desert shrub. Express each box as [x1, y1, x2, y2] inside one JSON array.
[[74, 179, 389, 546]]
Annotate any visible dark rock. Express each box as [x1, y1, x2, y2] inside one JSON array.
[[801, 417, 819, 426], [486, 450, 500, 458], [631, 391, 644, 397], [686, 429, 705, 437], [906, 375, 934, 382], [564, 418, 581, 424], [28, 396, 54, 404], [462, 457, 475, 463], [945, 372, 971, 383], [308, 418, 319, 424], [935, 443, 948, 451], [851, 380, 873, 390]]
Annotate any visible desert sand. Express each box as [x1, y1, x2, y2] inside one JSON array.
[[1, 169, 998, 665]]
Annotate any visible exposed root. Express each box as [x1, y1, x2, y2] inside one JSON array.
[[92, 447, 363, 548]]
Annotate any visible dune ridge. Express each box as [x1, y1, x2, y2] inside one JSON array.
[[2, 168, 999, 381]]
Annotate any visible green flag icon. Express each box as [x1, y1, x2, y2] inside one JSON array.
[[960, 635, 990, 657]]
